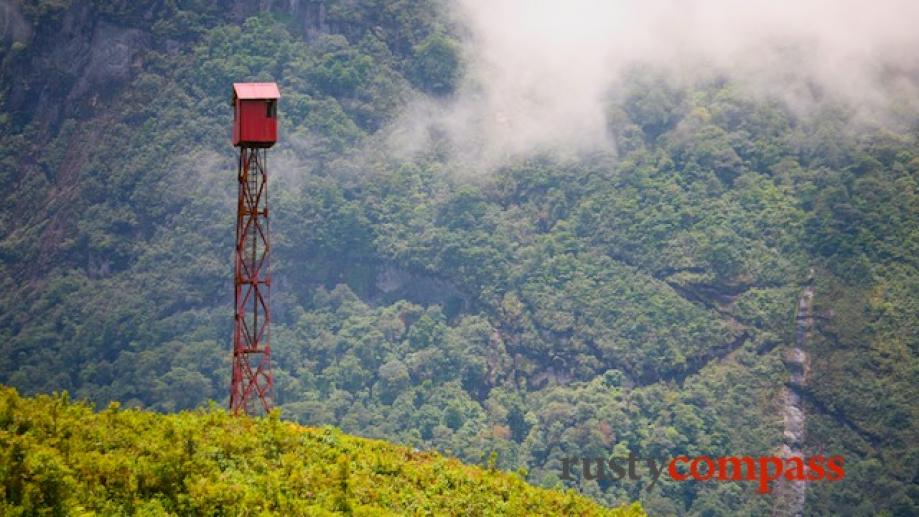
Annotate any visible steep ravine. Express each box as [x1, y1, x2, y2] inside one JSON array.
[[774, 278, 814, 517]]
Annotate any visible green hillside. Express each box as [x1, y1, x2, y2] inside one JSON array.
[[0, 388, 643, 515], [0, 1, 916, 515]]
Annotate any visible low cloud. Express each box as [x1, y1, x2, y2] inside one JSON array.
[[389, 0, 919, 168]]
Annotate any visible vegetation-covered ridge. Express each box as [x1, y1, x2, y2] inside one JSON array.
[[0, 388, 643, 515]]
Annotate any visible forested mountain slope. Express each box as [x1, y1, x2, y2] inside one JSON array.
[[0, 1, 916, 515]]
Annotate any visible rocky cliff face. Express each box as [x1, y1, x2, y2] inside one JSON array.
[[0, 0, 32, 46], [0, 0, 329, 129], [3, 1, 144, 128]]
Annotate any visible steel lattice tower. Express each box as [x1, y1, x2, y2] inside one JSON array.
[[229, 82, 278, 415], [230, 146, 272, 415]]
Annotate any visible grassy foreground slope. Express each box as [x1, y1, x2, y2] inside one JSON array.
[[0, 388, 643, 516]]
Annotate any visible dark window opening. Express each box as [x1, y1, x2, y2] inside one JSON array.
[[266, 100, 276, 118]]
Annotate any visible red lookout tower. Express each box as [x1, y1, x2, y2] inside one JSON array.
[[229, 82, 279, 415]]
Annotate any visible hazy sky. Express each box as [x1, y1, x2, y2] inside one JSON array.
[[389, 0, 919, 168]]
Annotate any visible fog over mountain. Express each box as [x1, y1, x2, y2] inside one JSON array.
[[390, 0, 919, 167]]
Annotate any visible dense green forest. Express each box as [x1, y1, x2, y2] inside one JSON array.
[[0, 1, 916, 515], [0, 388, 644, 514]]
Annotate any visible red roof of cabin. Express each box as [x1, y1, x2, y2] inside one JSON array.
[[233, 82, 281, 100]]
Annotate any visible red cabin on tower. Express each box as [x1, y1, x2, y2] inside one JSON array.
[[232, 82, 280, 148]]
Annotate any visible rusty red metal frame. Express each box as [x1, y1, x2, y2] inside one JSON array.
[[229, 146, 272, 415]]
